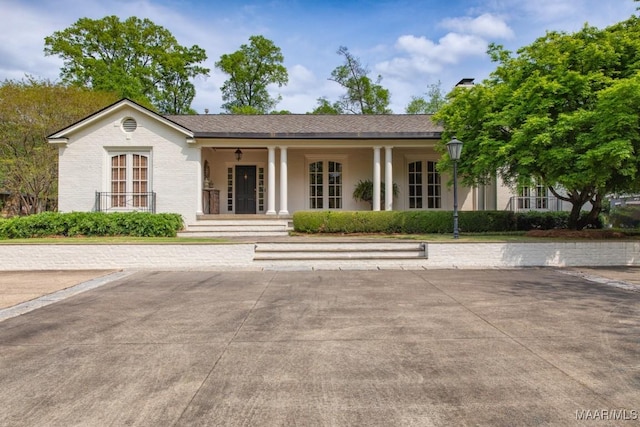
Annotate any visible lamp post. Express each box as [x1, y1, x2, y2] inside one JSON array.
[[446, 137, 463, 239]]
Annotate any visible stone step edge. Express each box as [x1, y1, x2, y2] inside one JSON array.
[[253, 255, 428, 261], [255, 247, 421, 253]]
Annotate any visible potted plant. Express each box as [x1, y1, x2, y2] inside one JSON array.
[[352, 179, 399, 208]]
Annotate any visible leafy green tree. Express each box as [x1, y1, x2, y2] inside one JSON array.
[[44, 15, 209, 114], [405, 81, 445, 114], [309, 97, 343, 114], [435, 18, 640, 230], [215, 35, 288, 114], [327, 46, 391, 114], [0, 78, 119, 215]]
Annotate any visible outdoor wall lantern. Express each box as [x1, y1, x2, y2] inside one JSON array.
[[446, 137, 463, 239], [235, 148, 243, 161]]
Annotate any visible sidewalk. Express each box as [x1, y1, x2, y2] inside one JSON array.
[[0, 270, 117, 310]]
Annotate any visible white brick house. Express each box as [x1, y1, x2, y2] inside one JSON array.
[[48, 99, 548, 229]]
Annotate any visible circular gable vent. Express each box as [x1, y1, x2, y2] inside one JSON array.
[[122, 118, 137, 133]]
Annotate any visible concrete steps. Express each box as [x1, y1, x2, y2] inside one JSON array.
[[178, 218, 292, 238], [253, 241, 428, 269]]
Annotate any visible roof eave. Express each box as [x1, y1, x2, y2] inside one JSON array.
[[47, 137, 69, 145], [193, 131, 442, 139]]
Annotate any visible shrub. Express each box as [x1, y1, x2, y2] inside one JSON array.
[[0, 212, 184, 239], [460, 211, 517, 232], [291, 210, 599, 234], [515, 211, 569, 230]]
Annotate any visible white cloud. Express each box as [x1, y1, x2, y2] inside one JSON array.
[[440, 13, 514, 40], [519, 0, 578, 23], [376, 32, 487, 79], [280, 64, 315, 93]]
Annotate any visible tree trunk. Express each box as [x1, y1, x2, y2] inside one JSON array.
[[567, 191, 602, 230], [577, 193, 603, 230], [567, 201, 583, 230]]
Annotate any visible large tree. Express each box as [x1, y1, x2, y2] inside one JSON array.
[[215, 35, 288, 114], [44, 16, 209, 114], [405, 81, 445, 114], [0, 78, 119, 215], [316, 46, 391, 114], [435, 17, 640, 230]]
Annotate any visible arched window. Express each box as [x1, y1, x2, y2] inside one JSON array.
[[110, 152, 150, 209]]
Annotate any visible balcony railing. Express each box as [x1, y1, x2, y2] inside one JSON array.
[[507, 196, 564, 212], [95, 192, 156, 213]]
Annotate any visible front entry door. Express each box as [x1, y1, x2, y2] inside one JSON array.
[[235, 166, 257, 214]]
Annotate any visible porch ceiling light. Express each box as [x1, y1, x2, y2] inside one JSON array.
[[235, 148, 243, 161]]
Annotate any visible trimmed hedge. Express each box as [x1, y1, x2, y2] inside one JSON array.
[[0, 212, 184, 239], [292, 210, 594, 234]]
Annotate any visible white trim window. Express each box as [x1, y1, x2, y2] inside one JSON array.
[[518, 181, 549, 210], [408, 160, 441, 209], [308, 159, 344, 209], [109, 151, 151, 209]]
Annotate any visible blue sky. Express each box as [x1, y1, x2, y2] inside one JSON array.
[[1, 0, 637, 114]]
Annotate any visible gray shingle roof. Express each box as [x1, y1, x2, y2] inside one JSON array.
[[164, 114, 442, 139]]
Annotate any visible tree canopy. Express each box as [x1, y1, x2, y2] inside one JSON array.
[[44, 15, 209, 114], [435, 16, 640, 229], [308, 97, 343, 115], [405, 81, 445, 114], [215, 35, 288, 114], [312, 46, 391, 114], [0, 78, 119, 215]]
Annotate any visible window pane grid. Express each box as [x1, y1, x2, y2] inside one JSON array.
[[132, 154, 148, 208], [227, 167, 233, 211], [328, 161, 342, 209], [258, 167, 265, 212], [309, 161, 323, 209], [536, 183, 548, 209], [426, 161, 441, 209], [110, 153, 150, 210], [519, 186, 531, 209], [111, 155, 127, 207], [408, 161, 422, 209]]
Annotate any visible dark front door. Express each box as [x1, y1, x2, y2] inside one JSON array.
[[235, 166, 256, 214]]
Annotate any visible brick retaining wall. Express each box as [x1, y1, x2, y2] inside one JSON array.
[[0, 241, 637, 270]]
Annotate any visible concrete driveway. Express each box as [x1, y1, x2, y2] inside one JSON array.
[[0, 269, 639, 426]]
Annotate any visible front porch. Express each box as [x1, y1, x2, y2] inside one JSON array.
[[198, 144, 462, 219]]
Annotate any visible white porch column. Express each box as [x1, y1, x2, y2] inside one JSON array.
[[196, 148, 204, 216], [385, 146, 393, 211], [267, 146, 276, 215], [373, 146, 381, 211], [278, 146, 289, 215]]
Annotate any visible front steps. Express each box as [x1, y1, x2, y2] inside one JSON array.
[[253, 241, 429, 270], [178, 216, 292, 238]]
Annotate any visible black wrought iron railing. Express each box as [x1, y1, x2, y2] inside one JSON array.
[[95, 192, 156, 213]]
